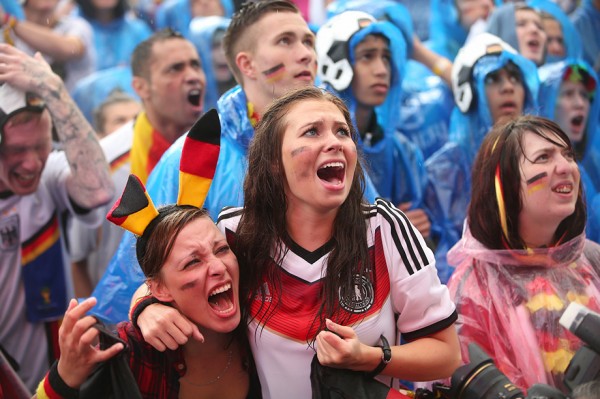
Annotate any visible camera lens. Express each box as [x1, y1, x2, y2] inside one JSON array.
[[452, 362, 525, 399], [449, 344, 526, 399]]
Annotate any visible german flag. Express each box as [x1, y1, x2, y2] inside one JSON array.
[[106, 174, 159, 236], [110, 150, 130, 174], [21, 215, 60, 265], [177, 109, 221, 207]]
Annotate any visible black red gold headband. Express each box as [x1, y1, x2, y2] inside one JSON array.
[[106, 109, 220, 236]]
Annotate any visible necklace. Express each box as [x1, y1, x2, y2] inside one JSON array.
[[179, 349, 234, 387]]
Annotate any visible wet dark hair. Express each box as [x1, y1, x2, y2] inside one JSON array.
[[234, 86, 370, 340], [468, 115, 586, 250]]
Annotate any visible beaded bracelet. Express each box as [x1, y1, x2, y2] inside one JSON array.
[[36, 361, 79, 399]]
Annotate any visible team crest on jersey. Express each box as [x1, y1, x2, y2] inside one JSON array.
[[339, 274, 374, 313], [0, 214, 19, 251]]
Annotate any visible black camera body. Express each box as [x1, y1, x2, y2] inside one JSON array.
[[415, 302, 600, 399]]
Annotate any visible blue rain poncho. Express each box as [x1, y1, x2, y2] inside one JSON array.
[[327, 0, 454, 162], [320, 20, 427, 208], [425, 50, 539, 283], [528, 0, 582, 63], [71, 65, 137, 125], [571, 0, 600, 69], [538, 59, 600, 240], [155, 0, 233, 38], [188, 16, 233, 112]]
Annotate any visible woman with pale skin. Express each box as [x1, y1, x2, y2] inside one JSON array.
[[538, 61, 598, 167], [447, 115, 600, 391], [134, 87, 460, 399], [36, 204, 259, 399], [514, 6, 546, 65]]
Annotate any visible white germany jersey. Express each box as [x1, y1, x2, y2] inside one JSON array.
[[217, 198, 457, 399], [0, 151, 101, 391]]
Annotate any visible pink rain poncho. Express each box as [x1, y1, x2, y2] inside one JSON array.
[[447, 229, 600, 392]]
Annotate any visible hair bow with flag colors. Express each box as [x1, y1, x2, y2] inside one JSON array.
[[106, 109, 221, 236]]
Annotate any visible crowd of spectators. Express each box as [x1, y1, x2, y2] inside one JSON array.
[[1, 0, 600, 397]]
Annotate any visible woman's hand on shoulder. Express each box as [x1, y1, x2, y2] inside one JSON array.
[[57, 298, 124, 389], [315, 319, 381, 372], [137, 304, 204, 351]]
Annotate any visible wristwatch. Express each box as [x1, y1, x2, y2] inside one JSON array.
[[366, 334, 391, 379]]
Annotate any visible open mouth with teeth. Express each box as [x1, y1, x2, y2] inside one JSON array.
[[15, 173, 36, 183], [553, 184, 573, 194], [208, 283, 235, 314], [317, 162, 345, 185], [187, 89, 202, 106]]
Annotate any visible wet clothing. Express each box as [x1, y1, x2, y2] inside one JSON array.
[[188, 16, 234, 112], [537, 59, 600, 241], [218, 200, 457, 399], [0, 152, 102, 391], [448, 229, 600, 391], [571, 0, 600, 70], [424, 50, 539, 283], [91, 85, 379, 323]]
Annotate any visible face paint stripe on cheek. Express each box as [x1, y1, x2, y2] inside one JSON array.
[[291, 146, 307, 157], [180, 280, 197, 291], [263, 63, 286, 83], [526, 171, 548, 194]]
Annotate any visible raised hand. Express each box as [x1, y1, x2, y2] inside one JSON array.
[[56, 298, 124, 389]]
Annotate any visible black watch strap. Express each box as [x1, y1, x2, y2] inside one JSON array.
[[365, 334, 391, 379]]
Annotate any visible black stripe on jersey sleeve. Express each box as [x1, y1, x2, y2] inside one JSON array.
[[376, 199, 430, 275], [216, 207, 243, 225], [402, 310, 458, 342], [363, 203, 378, 219]]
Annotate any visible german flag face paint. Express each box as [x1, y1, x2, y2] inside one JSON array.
[[526, 172, 548, 195], [262, 63, 286, 84]]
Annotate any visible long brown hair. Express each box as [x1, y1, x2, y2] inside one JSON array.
[[468, 115, 586, 249], [235, 86, 370, 339]]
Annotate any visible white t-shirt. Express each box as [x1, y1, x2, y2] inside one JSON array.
[[217, 198, 457, 399], [13, 15, 96, 93], [0, 151, 102, 391]]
